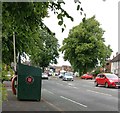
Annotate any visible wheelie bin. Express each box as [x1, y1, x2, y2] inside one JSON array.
[[16, 63, 42, 101]]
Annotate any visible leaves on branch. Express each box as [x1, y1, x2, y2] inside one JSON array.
[[62, 28, 64, 32], [77, 5, 80, 10], [2, 1, 85, 65], [60, 16, 112, 75], [58, 21, 63, 26]]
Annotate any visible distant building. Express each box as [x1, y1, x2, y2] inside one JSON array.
[[111, 53, 120, 76], [104, 60, 111, 73], [52, 65, 73, 72]]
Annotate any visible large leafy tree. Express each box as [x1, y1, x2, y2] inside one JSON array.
[[2, 2, 48, 64], [2, 1, 84, 66], [29, 29, 59, 70], [60, 16, 112, 75]]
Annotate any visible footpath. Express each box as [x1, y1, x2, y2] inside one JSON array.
[[2, 81, 58, 112]]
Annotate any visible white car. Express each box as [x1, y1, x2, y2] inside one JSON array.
[[62, 72, 74, 81], [42, 73, 48, 79], [59, 73, 65, 78]]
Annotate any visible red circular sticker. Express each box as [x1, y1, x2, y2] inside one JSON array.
[[26, 76, 34, 84]]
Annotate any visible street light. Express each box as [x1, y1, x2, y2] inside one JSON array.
[[13, 31, 16, 71]]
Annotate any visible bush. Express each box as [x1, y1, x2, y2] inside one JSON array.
[[2, 63, 14, 82]]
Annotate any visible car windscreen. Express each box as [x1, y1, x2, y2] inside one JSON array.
[[88, 74, 92, 76], [105, 74, 118, 79], [65, 73, 72, 76]]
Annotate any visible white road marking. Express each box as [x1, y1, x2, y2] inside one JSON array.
[[43, 89, 55, 95], [94, 87, 117, 92], [43, 98, 64, 112], [60, 96, 87, 108], [95, 87, 100, 88], [68, 83, 73, 86], [56, 82, 78, 89], [72, 87, 78, 89], [56, 83, 64, 86], [82, 85, 92, 88], [87, 89, 112, 96]]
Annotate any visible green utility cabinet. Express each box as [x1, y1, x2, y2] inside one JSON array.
[[17, 63, 42, 101]]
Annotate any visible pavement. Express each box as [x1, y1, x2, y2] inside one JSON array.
[[2, 81, 59, 112]]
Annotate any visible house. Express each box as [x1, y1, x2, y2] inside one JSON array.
[[49, 65, 73, 73], [104, 60, 111, 73], [111, 53, 120, 76]]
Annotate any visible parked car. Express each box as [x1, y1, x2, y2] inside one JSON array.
[[62, 72, 73, 81], [94, 73, 120, 88], [81, 74, 93, 80], [48, 72, 52, 76], [74, 72, 79, 77], [55, 72, 59, 76], [59, 73, 65, 78], [42, 73, 48, 79]]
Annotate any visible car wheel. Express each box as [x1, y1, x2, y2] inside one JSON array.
[[94, 81, 98, 87], [105, 82, 109, 88]]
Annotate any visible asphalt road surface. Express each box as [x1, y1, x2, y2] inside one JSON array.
[[41, 76, 119, 111], [2, 76, 120, 112]]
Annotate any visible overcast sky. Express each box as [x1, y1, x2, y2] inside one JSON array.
[[43, 0, 119, 66]]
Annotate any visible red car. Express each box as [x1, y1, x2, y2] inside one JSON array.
[[81, 74, 93, 80], [94, 73, 120, 88]]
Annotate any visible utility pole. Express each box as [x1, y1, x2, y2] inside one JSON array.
[[13, 31, 16, 71]]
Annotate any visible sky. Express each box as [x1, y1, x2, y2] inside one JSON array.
[[43, 0, 119, 66]]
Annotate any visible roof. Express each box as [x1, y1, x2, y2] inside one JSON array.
[[111, 53, 120, 62]]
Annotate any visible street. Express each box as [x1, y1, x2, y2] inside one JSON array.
[[42, 77, 119, 111], [2, 76, 120, 112]]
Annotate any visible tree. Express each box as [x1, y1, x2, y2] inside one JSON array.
[[29, 29, 59, 70], [1, 0, 107, 102], [60, 16, 112, 76], [2, 1, 84, 66], [2, 1, 85, 102], [2, 2, 49, 65]]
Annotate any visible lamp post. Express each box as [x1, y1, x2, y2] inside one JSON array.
[[13, 31, 16, 71]]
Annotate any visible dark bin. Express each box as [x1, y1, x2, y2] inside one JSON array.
[[17, 63, 42, 101]]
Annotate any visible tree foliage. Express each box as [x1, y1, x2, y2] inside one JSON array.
[[60, 16, 112, 75], [29, 29, 59, 69], [2, 1, 84, 67]]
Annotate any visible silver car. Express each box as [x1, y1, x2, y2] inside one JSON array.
[[42, 73, 48, 79], [62, 72, 74, 81]]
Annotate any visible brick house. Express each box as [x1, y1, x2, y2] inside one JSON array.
[[111, 53, 120, 76]]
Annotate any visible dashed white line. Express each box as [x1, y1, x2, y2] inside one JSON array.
[[43, 89, 55, 95], [87, 89, 112, 96], [68, 83, 73, 86], [43, 98, 64, 111], [56, 82, 78, 89], [82, 85, 92, 88], [56, 83, 64, 86], [60, 96, 87, 108], [72, 87, 78, 89]]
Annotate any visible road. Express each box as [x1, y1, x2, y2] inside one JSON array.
[[41, 76, 119, 111], [2, 76, 120, 112]]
